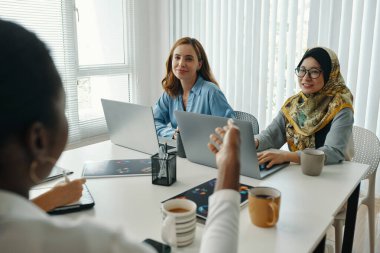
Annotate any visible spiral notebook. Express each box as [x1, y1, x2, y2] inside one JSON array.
[[163, 178, 254, 220]]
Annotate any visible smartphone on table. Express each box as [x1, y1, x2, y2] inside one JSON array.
[[143, 238, 171, 253]]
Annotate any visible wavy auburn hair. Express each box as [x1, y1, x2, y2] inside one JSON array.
[[162, 37, 218, 97]]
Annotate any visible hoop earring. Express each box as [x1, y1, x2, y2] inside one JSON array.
[[29, 160, 40, 184], [29, 156, 57, 184]]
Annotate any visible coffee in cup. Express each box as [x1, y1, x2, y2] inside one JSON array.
[[168, 208, 189, 213], [161, 199, 197, 247], [300, 149, 325, 176], [248, 187, 281, 228]]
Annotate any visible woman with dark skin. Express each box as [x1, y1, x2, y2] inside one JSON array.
[[0, 19, 153, 253], [0, 21, 85, 212]]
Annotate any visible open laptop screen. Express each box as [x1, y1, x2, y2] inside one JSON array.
[[101, 99, 160, 155], [175, 111, 287, 179], [101, 99, 176, 155]]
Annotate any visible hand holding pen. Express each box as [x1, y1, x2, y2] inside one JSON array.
[[33, 170, 86, 212], [62, 169, 70, 183], [56, 170, 86, 205]]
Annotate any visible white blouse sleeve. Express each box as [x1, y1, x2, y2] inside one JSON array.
[[200, 189, 241, 253]]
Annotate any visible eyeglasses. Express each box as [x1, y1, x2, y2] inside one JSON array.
[[295, 67, 323, 79]]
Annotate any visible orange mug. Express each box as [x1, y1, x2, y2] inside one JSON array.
[[248, 187, 281, 228]]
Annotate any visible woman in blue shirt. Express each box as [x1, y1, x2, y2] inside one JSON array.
[[153, 37, 234, 138]]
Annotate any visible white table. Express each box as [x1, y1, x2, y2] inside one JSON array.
[[34, 141, 369, 253]]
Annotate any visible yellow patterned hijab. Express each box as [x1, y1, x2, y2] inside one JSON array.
[[281, 47, 353, 151]]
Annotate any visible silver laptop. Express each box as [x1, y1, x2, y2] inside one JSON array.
[[174, 111, 288, 179], [101, 99, 175, 155]]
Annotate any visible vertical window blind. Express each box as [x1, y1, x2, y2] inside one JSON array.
[[170, 0, 310, 129], [0, 0, 80, 142], [1, 0, 379, 140], [170, 0, 380, 137], [0, 0, 136, 144], [307, 0, 380, 135]]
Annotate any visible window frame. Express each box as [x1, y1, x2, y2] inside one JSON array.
[[70, 0, 136, 140]]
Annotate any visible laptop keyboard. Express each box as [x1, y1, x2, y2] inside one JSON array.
[[259, 163, 269, 171]]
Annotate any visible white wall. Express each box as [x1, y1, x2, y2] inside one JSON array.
[[134, 0, 170, 106]]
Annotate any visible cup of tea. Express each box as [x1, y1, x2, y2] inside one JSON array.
[[248, 187, 281, 228], [161, 199, 197, 247], [300, 149, 325, 176]]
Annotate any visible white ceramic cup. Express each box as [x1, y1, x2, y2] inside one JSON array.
[[300, 149, 325, 176], [161, 199, 197, 247]]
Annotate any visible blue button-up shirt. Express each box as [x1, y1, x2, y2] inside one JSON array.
[[153, 76, 235, 137]]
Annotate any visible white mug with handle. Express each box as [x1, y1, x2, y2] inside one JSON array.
[[161, 199, 197, 247]]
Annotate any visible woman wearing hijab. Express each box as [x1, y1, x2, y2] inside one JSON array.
[[255, 47, 354, 168]]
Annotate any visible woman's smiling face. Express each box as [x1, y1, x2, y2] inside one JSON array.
[[172, 44, 202, 83], [298, 57, 325, 94]]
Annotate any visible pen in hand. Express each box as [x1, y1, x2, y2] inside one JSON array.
[[62, 169, 70, 183]]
